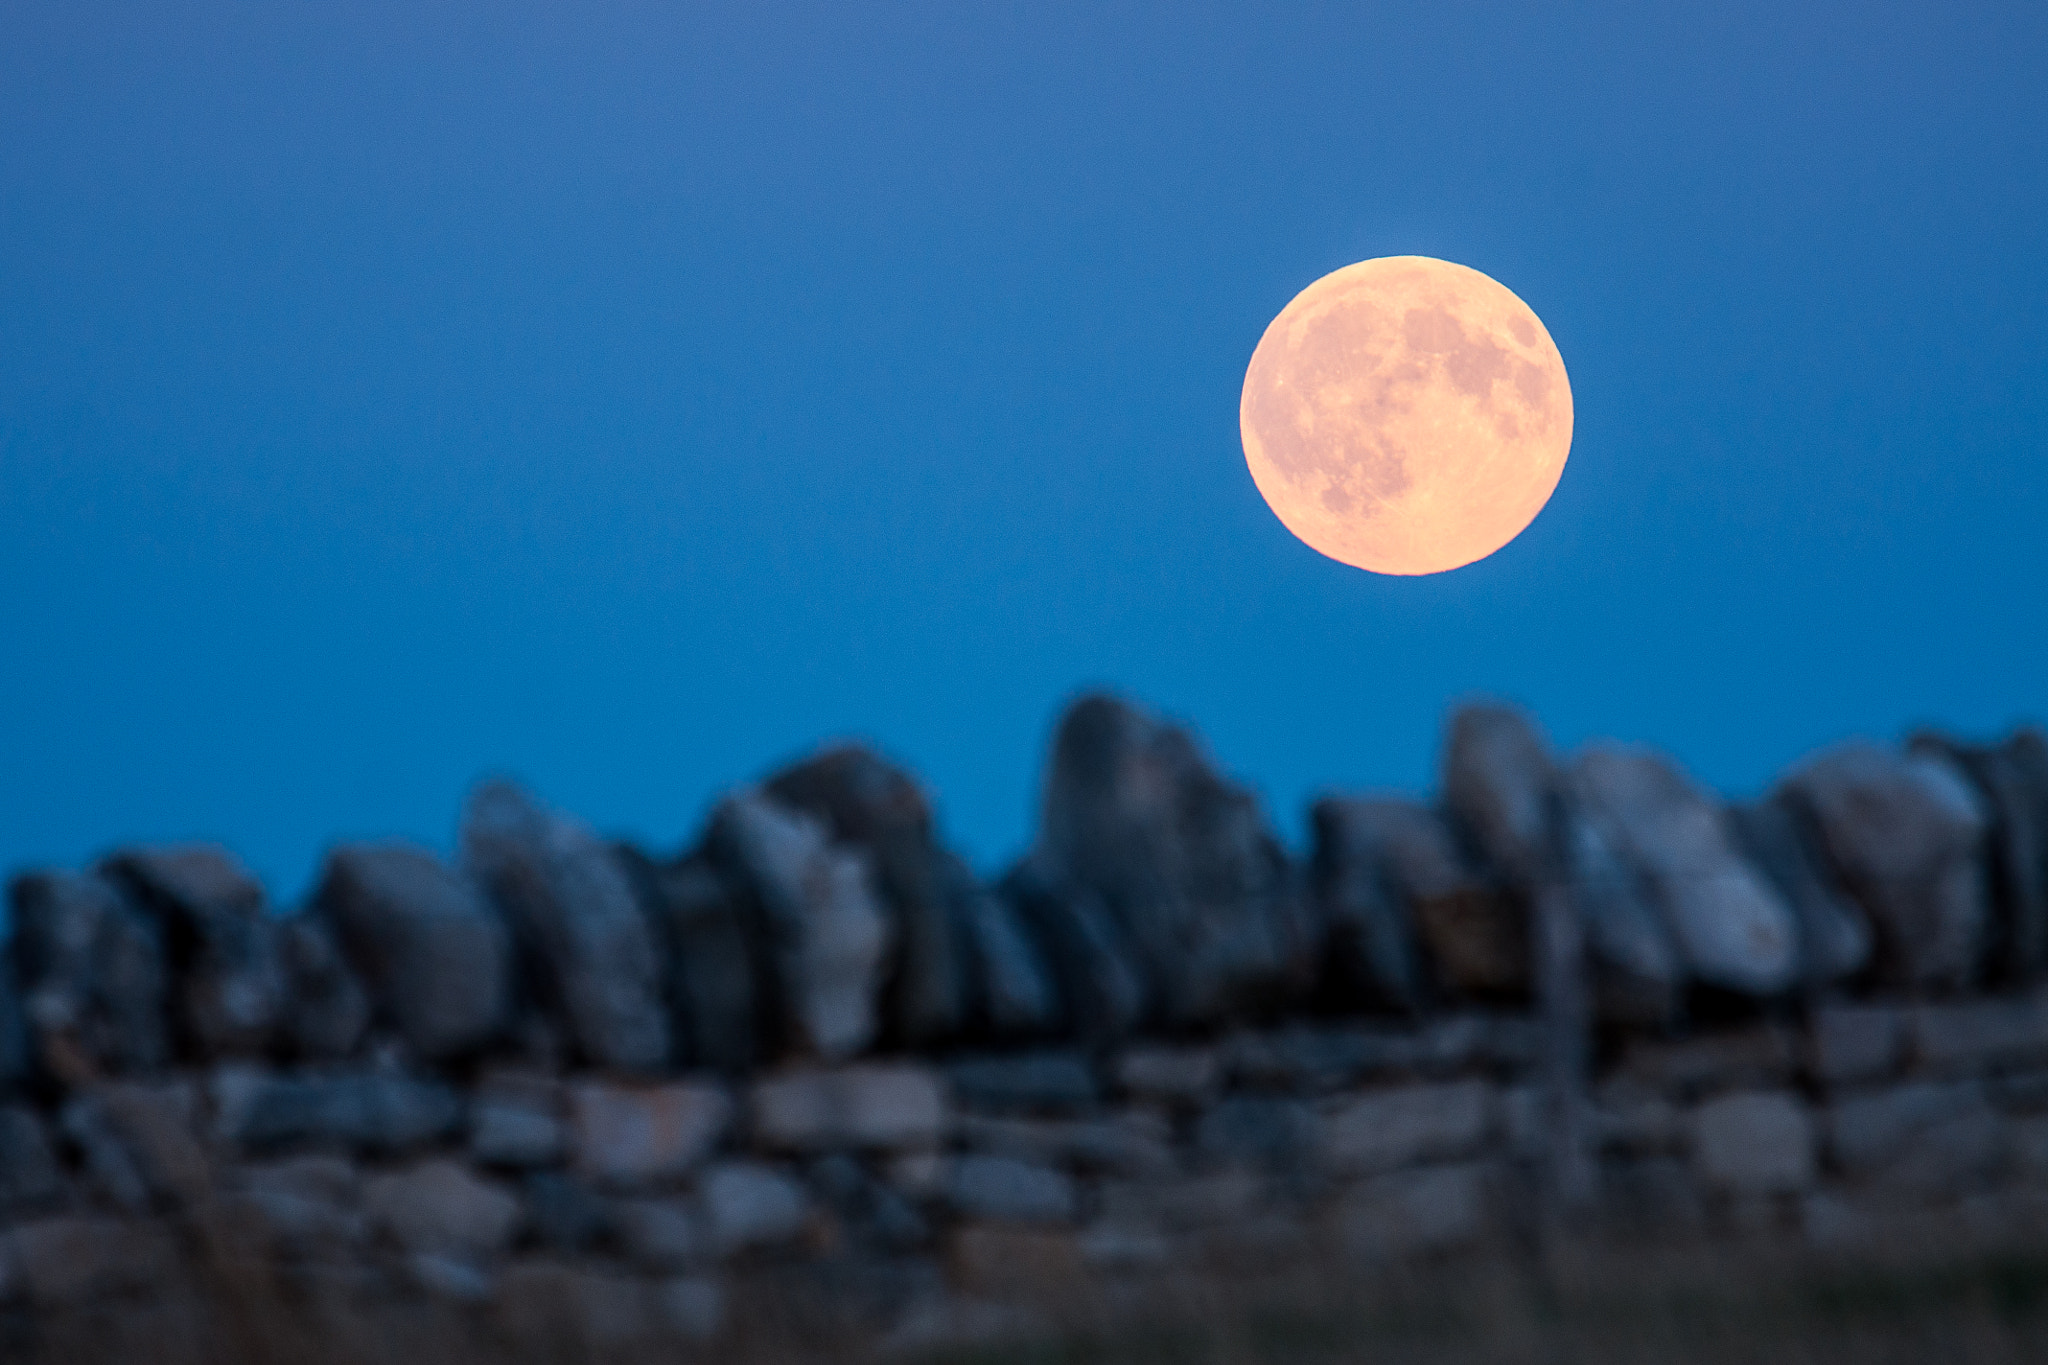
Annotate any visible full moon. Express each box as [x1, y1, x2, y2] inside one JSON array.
[[1240, 256, 1572, 576]]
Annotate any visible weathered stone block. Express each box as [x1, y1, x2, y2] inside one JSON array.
[[364, 1159, 522, 1261], [568, 1080, 731, 1189], [707, 788, 892, 1061], [701, 1160, 810, 1253], [1194, 1095, 1318, 1170], [613, 1196, 707, 1270], [1115, 1046, 1220, 1105], [106, 844, 286, 1058], [946, 1051, 1099, 1114], [1692, 1091, 1815, 1194], [1808, 1003, 1904, 1088], [462, 781, 670, 1072], [948, 1154, 1078, 1224], [1912, 995, 2048, 1073], [470, 1070, 565, 1169], [1, 1216, 176, 1305], [1335, 1162, 1489, 1259], [9, 870, 170, 1077], [749, 1063, 949, 1152], [1320, 1081, 1495, 1176], [228, 1070, 461, 1154], [275, 915, 371, 1060], [314, 843, 512, 1061], [1028, 693, 1316, 1027]]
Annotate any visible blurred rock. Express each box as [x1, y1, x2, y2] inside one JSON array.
[[0, 949, 27, 1091], [1028, 693, 1315, 1027], [1727, 796, 1871, 990], [749, 1063, 949, 1152], [1572, 746, 1798, 997], [470, 1068, 565, 1168], [1308, 798, 1432, 1013], [61, 1080, 209, 1213], [463, 780, 669, 1073], [1559, 786, 1684, 1024], [230, 1155, 368, 1259], [998, 864, 1145, 1040], [1692, 1091, 1814, 1194], [568, 1079, 731, 1189], [0, 1216, 176, 1306], [613, 1196, 706, 1269], [1443, 703, 1559, 884], [522, 1170, 613, 1253], [1911, 728, 2048, 984], [707, 789, 892, 1061], [946, 1051, 1098, 1115], [0, 1106, 65, 1215], [1779, 741, 1989, 990], [1116, 1046, 1220, 1106], [1335, 1162, 1489, 1260], [313, 843, 513, 1060], [8, 869, 170, 1077], [1320, 1080, 1495, 1176], [700, 1160, 810, 1253], [947, 1154, 1077, 1225], [630, 852, 765, 1074], [226, 1070, 462, 1155], [1194, 1094, 1318, 1170], [105, 845, 285, 1059], [275, 914, 371, 1060], [1808, 1003, 1904, 1088], [1828, 1080, 2007, 1195], [364, 1159, 522, 1262]]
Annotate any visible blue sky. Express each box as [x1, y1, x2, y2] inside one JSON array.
[[3, 2, 2044, 901]]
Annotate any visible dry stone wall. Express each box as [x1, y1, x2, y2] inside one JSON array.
[[3, 694, 2048, 1354]]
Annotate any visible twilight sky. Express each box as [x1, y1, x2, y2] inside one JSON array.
[[3, 2, 2045, 900]]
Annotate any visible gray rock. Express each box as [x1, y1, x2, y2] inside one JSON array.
[[953, 866, 1061, 1038], [1912, 729, 2048, 983], [105, 845, 286, 1058], [749, 1063, 949, 1152], [60, 1080, 209, 1213], [765, 746, 974, 1045], [701, 1160, 811, 1252], [1443, 703, 1564, 883], [1335, 1162, 1489, 1259], [946, 1051, 1098, 1115], [806, 1151, 931, 1251], [958, 1111, 1175, 1179], [634, 853, 763, 1074], [1572, 746, 1799, 997], [613, 1196, 707, 1269], [275, 914, 371, 1060], [8, 870, 170, 1077], [470, 1069, 565, 1168], [1028, 693, 1316, 1027], [1808, 1004, 1904, 1088], [462, 781, 669, 1073], [1321, 1081, 1495, 1176], [0, 1106, 65, 1214], [227, 1070, 462, 1154], [364, 1159, 522, 1261], [706, 789, 892, 1061], [1115, 1046, 1220, 1106], [947, 1154, 1078, 1225], [1728, 797, 1872, 989], [1912, 995, 2048, 1074], [0, 954, 27, 1092], [313, 843, 512, 1060], [1778, 741, 1990, 989], [997, 865, 1145, 1040], [1194, 1095, 1319, 1170], [1829, 1080, 2007, 1195], [0, 1216, 176, 1306], [522, 1171, 613, 1253], [1363, 800, 1527, 1000], [232, 1155, 367, 1257], [1309, 798, 1432, 1013], [1692, 1091, 1815, 1194], [568, 1079, 731, 1189]]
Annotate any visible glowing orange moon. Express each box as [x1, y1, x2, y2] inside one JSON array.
[[1240, 256, 1572, 575]]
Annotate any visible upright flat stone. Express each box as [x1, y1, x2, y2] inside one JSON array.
[[1779, 741, 1989, 990], [7, 870, 170, 1077], [997, 863, 1145, 1041], [1572, 746, 1799, 997], [1308, 798, 1432, 1012], [105, 845, 286, 1059], [463, 781, 670, 1073], [312, 843, 513, 1061], [1026, 693, 1316, 1027], [1728, 796, 1872, 990], [275, 914, 371, 1060], [1911, 728, 2048, 984], [630, 853, 765, 1074], [0, 952, 28, 1091], [707, 789, 891, 1061]]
